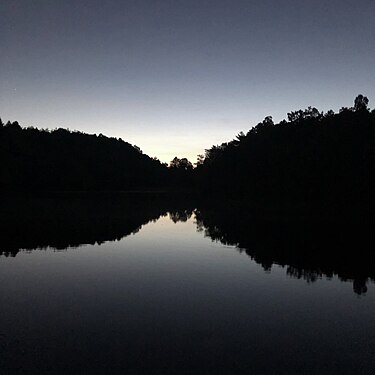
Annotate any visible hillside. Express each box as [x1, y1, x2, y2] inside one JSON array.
[[195, 95, 375, 209], [0, 121, 168, 191]]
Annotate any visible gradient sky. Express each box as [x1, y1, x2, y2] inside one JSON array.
[[1, 0, 374, 163]]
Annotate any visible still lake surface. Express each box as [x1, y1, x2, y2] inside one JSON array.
[[0, 197, 374, 374]]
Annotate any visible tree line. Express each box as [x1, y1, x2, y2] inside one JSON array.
[[194, 94, 375, 208], [0, 121, 169, 191], [1, 95, 375, 207]]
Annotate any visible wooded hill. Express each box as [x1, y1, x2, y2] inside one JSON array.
[[1, 95, 374, 207], [195, 95, 375, 208], [0, 121, 168, 191]]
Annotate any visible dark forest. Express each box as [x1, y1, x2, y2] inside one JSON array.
[[1, 95, 374, 210]]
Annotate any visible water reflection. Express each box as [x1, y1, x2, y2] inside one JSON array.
[[169, 209, 193, 223], [1, 194, 374, 295], [0, 193, 194, 257], [1, 195, 375, 374], [195, 203, 375, 295]]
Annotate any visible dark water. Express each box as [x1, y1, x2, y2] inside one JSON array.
[[0, 195, 374, 374]]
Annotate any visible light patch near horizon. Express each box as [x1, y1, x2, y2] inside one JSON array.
[[1, 0, 374, 162]]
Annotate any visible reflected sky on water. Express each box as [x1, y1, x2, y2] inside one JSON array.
[[1, 210, 375, 374]]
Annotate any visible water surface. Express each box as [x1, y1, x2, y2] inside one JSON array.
[[1, 199, 374, 374]]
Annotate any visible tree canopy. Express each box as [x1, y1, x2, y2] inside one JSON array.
[[194, 95, 375, 208], [0, 123, 169, 191], [1, 94, 374, 207]]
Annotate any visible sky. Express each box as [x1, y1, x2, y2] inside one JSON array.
[[1, 0, 374, 163]]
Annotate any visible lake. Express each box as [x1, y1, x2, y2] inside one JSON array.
[[0, 194, 374, 374]]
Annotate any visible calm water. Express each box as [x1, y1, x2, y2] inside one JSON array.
[[1, 200, 375, 374]]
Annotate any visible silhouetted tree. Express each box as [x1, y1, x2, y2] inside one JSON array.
[[195, 94, 375, 209], [0, 121, 170, 191], [195, 154, 205, 167], [169, 157, 193, 188], [169, 157, 193, 170], [354, 94, 369, 112]]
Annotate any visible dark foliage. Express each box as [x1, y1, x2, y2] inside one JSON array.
[[0, 121, 169, 191], [168, 156, 194, 188], [2, 95, 374, 202], [195, 95, 375, 209]]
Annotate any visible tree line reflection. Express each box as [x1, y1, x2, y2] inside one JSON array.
[[195, 202, 375, 295], [1, 195, 373, 295]]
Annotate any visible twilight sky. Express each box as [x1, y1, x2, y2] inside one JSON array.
[[1, 0, 374, 163]]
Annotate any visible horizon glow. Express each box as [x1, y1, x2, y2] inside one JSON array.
[[1, 0, 374, 163]]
